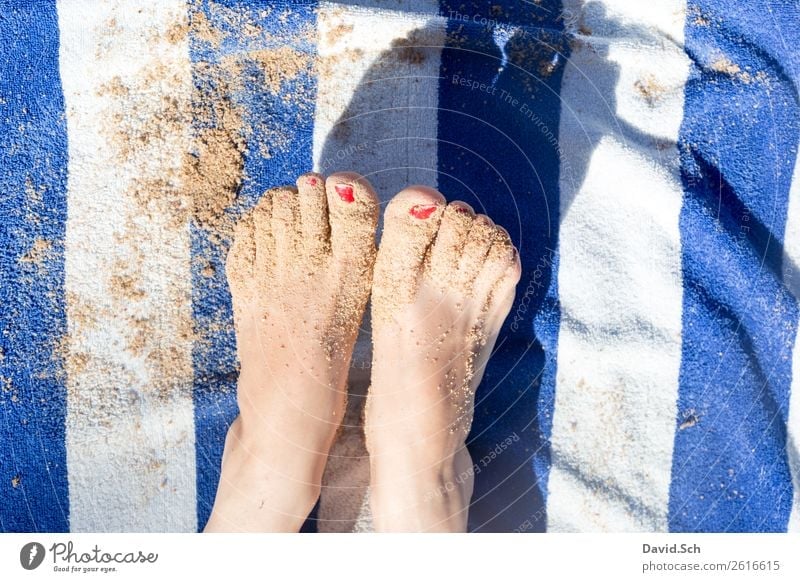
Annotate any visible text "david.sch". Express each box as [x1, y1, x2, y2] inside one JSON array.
[[643, 543, 701, 554]]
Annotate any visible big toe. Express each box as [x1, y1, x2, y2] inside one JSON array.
[[373, 185, 446, 317], [325, 172, 379, 270]]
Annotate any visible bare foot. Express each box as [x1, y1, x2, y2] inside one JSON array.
[[205, 172, 379, 532], [366, 186, 521, 532]]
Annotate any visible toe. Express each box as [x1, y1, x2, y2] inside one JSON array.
[[226, 211, 257, 302], [325, 172, 379, 268], [269, 185, 301, 265], [473, 226, 519, 305], [426, 201, 475, 291], [453, 214, 495, 294], [252, 192, 275, 290], [494, 250, 523, 316], [374, 185, 446, 309], [297, 172, 331, 260], [383, 185, 447, 225]]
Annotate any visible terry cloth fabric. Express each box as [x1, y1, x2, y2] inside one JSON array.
[[1, 0, 798, 532]]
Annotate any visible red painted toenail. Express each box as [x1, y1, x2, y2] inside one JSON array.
[[308, 177, 318, 186], [454, 206, 470, 214], [410, 204, 438, 219], [335, 183, 354, 203]]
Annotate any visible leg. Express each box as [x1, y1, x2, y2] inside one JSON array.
[[367, 187, 520, 532], [205, 172, 379, 532]]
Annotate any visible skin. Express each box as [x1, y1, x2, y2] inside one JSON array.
[[367, 186, 521, 532], [205, 173, 520, 533]]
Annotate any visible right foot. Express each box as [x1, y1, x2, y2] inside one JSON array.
[[367, 186, 521, 532], [205, 172, 379, 532]]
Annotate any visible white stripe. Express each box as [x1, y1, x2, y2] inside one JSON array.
[[312, 1, 445, 200], [547, 0, 690, 531], [58, 0, 197, 531], [783, 147, 800, 532], [312, 1, 445, 532]]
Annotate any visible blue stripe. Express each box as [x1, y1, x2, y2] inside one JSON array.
[[188, 0, 319, 531], [436, 0, 567, 532], [0, 0, 70, 532], [669, 0, 800, 532]]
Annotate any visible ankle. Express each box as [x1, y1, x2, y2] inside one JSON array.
[[223, 418, 330, 486], [204, 420, 322, 532], [369, 448, 474, 532]]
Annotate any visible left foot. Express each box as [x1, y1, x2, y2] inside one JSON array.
[[366, 186, 521, 532], [205, 172, 379, 532]]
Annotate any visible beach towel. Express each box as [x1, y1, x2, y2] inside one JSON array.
[[1, 0, 799, 532]]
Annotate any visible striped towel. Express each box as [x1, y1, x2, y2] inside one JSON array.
[[1, 0, 798, 533]]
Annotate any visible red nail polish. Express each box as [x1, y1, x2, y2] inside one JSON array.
[[308, 177, 318, 187], [410, 204, 438, 219], [454, 206, 470, 214], [335, 183, 354, 203]]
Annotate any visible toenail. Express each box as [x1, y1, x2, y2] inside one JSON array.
[[308, 177, 318, 187], [335, 183, 354, 203], [454, 206, 470, 214], [410, 204, 438, 219]]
